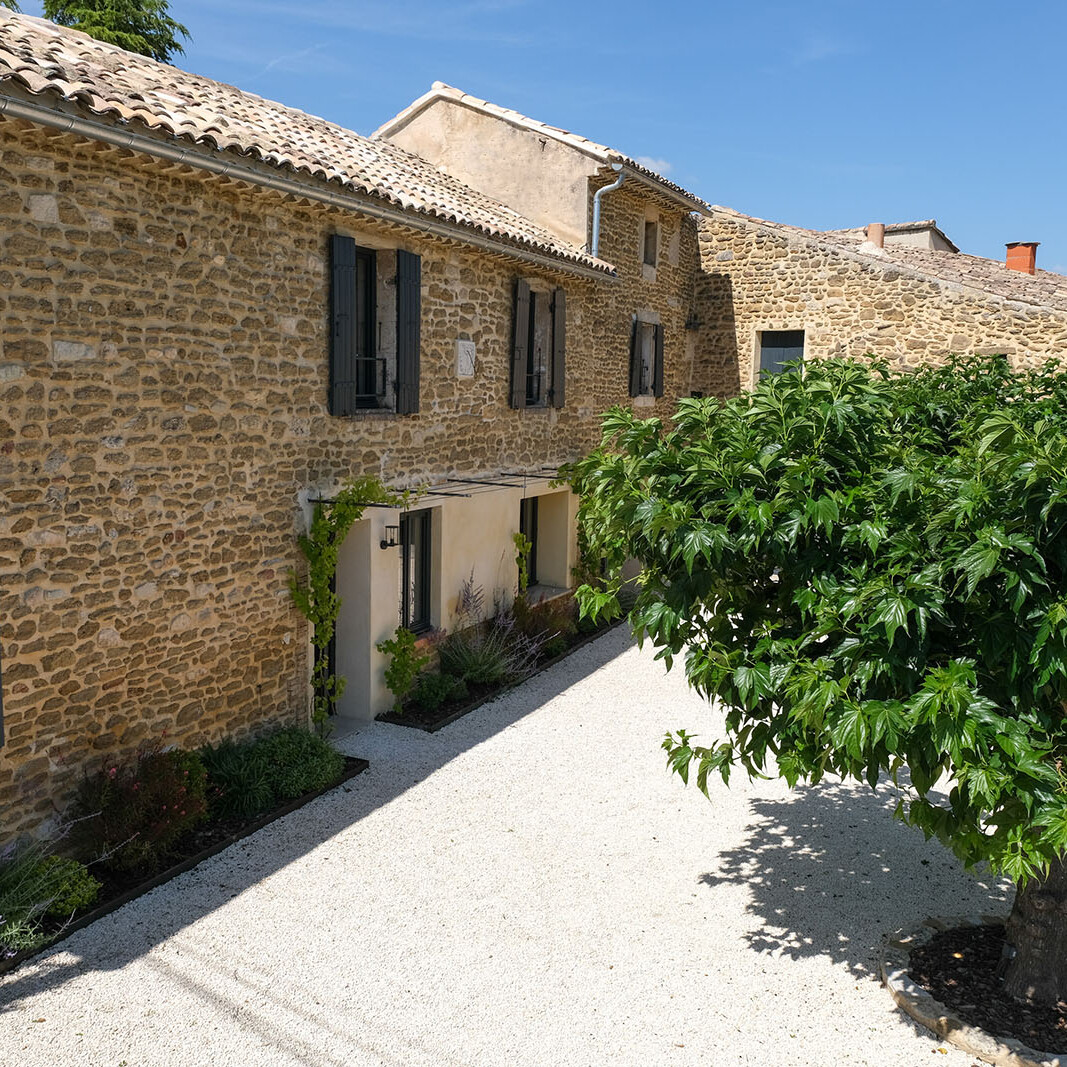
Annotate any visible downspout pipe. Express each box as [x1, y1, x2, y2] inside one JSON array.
[[591, 163, 625, 259]]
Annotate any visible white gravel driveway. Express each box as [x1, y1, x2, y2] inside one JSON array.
[[2, 627, 1006, 1066]]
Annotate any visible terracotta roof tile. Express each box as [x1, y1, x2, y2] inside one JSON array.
[[0, 11, 608, 273]]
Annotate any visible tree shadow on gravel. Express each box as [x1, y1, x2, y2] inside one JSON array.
[[0, 627, 635, 1019], [697, 781, 1012, 979]]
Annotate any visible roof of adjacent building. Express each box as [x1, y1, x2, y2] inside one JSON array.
[[708, 206, 1067, 315], [0, 11, 609, 274], [373, 81, 710, 215], [824, 219, 961, 253]]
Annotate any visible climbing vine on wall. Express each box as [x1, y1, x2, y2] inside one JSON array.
[[289, 475, 411, 734]]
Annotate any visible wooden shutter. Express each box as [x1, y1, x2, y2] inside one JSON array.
[[396, 249, 421, 414], [550, 288, 566, 409], [653, 323, 665, 397], [510, 279, 530, 409], [628, 318, 641, 397], [329, 234, 357, 416]]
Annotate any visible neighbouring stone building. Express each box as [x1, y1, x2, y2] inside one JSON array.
[[692, 208, 1067, 398], [0, 13, 706, 838]]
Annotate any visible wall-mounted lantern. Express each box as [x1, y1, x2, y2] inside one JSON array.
[[380, 524, 400, 550]]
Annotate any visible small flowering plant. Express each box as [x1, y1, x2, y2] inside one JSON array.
[[72, 739, 208, 874]]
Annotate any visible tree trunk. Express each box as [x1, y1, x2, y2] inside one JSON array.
[[1002, 855, 1067, 1005]]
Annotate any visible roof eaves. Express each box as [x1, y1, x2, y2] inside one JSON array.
[[0, 82, 615, 281]]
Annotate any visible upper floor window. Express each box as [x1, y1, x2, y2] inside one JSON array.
[[759, 330, 805, 377], [329, 234, 421, 415], [510, 280, 566, 409], [643, 219, 659, 268], [629, 317, 664, 398]]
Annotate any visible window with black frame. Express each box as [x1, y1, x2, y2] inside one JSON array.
[[399, 509, 432, 632], [352, 246, 382, 407], [329, 235, 421, 416], [509, 280, 565, 410], [519, 496, 538, 587]]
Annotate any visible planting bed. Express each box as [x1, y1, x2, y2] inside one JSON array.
[[378, 615, 625, 732], [0, 754, 368, 976]]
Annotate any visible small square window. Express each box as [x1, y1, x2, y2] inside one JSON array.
[[759, 330, 805, 377], [643, 220, 658, 267]]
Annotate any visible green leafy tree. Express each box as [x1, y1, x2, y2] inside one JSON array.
[[42, 0, 190, 62], [0, 2, 22, 12], [567, 355, 1067, 1006]]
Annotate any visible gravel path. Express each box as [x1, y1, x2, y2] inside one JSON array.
[[2, 628, 1007, 1066]]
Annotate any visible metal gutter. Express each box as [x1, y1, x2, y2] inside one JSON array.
[[591, 163, 624, 259], [0, 90, 614, 282]]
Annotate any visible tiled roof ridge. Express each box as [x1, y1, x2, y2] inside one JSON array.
[[373, 80, 710, 213], [0, 10, 609, 275], [705, 206, 1067, 316]]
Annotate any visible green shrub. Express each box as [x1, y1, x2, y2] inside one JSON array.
[[72, 742, 209, 875], [254, 727, 344, 801], [514, 594, 578, 646], [410, 671, 468, 713], [200, 738, 275, 819], [541, 634, 569, 659], [377, 626, 430, 712], [0, 839, 99, 957], [439, 612, 542, 685], [39, 856, 101, 918]]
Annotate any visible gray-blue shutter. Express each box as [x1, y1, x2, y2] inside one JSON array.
[[396, 249, 421, 414], [510, 280, 530, 409], [653, 323, 665, 398], [628, 318, 641, 397], [550, 288, 566, 409], [329, 234, 356, 416]]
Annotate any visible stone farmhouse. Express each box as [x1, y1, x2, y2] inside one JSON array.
[[2, 10, 1067, 840], [0, 13, 706, 836]]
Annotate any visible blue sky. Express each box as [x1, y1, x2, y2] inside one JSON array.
[[22, 1, 1067, 271]]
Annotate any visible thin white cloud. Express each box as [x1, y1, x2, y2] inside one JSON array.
[[256, 42, 329, 77], [634, 155, 672, 175], [207, 0, 537, 46], [793, 35, 857, 65]]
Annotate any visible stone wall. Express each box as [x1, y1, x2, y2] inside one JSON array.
[[590, 179, 702, 412], [0, 119, 697, 838], [693, 210, 1067, 397]]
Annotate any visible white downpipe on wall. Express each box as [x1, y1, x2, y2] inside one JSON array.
[[591, 163, 625, 259]]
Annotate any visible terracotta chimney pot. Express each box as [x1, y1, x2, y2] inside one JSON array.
[[867, 223, 885, 249], [1006, 242, 1039, 275]]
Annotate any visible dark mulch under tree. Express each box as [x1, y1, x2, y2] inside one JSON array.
[[908, 924, 1067, 1055]]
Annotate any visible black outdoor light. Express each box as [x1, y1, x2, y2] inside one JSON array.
[[380, 524, 400, 550]]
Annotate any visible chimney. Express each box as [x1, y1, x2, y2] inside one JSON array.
[[1006, 241, 1039, 275], [866, 223, 885, 249]]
